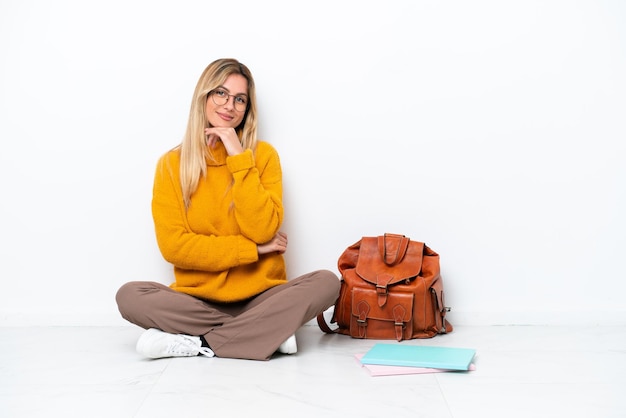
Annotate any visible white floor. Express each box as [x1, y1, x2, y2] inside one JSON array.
[[1, 324, 625, 418]]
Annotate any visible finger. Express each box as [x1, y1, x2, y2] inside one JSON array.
[[205, 133, 219, 147]]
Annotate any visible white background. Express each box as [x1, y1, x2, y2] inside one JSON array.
[[0, 0, 624, 326]]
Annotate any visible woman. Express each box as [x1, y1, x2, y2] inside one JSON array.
[[116, 58, 340, 361]]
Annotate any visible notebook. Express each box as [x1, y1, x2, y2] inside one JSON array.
[[355, 354, 476, 376], [360, 343, 476, 371]]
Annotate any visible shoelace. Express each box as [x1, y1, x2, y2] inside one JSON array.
[[168, 335, 214, 357], [198, 346, 215, 357]]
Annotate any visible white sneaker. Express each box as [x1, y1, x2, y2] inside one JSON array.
[[136, 328, 215, 359], [277, 334, 297, 354]]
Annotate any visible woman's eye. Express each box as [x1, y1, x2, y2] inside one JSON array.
[[235, 96, 247, 104], [215, 90, 227, 97]]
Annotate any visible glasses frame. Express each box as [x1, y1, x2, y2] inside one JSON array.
[[209, 89, 248, 112]]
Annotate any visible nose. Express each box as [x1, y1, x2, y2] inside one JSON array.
[[223, 95, 235, 109]]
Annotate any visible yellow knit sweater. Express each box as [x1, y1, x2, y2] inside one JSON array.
[[151, 140, 286, 302]]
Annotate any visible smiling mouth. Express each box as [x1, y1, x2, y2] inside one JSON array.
[[217, 112, 233, 121]]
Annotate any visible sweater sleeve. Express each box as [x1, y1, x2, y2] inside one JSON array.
[[151, 151, 259, 272], [227, 142, 284, 244]]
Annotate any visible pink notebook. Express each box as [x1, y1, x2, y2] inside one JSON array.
[[355, 353, 476, 376]]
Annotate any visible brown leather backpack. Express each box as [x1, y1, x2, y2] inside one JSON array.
[[317, 233, 453, 341]]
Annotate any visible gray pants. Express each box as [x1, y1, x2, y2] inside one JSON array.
[[116, 269, 340, 360]]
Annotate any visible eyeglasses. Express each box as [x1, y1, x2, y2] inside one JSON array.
[[209, 89, 248, 112]]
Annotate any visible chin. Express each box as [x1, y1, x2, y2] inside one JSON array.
[[209, 121, 237, 128]]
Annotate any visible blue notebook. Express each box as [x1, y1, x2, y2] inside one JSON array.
[[360, 344, 476, 371]]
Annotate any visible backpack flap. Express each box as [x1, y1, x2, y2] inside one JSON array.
[[355, 234, 424, 306]]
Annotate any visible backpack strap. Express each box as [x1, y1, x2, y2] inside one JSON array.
[[380, 233, 410, 266], [316, 312, 337, 334]]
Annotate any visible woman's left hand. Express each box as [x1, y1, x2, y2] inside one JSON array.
[[257, 232, 288, 255], [205, 127, 244, 156]]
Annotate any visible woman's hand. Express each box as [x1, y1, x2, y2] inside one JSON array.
[[257, 232, 288, 255], [205, 127, 244, 156]]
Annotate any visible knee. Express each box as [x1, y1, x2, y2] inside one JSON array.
[[317, 269, 340, 283], [115, 281, 143, 315], [312, 269, 341, 299]]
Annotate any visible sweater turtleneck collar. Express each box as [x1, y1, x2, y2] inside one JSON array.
[[206, 141, 228, 166]]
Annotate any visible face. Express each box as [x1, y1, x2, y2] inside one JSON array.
[[205, 73, 249, 128]]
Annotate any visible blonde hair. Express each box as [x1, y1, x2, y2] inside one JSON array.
[[178, 58, 258, 209]]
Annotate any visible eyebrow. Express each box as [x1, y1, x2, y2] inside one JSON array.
[[216, 86, 248, 97]]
